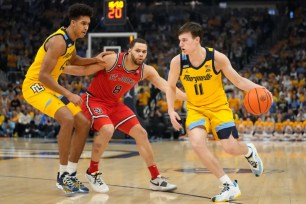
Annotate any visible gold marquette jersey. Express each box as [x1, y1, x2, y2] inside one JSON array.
[[180, 47, 227, 108], [25, 27, 75, 82]]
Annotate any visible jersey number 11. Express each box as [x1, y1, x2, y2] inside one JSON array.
[[194, 83, 203, 95]]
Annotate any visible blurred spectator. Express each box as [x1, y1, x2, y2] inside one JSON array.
[[147, 106, 166, 140], [277, 93, 289, 113], [136, 87, 150, 119], [15, 106, 32, 137], [9, 94, 21, 110]]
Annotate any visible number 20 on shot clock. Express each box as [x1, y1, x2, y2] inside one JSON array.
[[104, 0, 127, 25]]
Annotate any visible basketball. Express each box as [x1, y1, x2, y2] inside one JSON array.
[[243, 88, 272, 116]]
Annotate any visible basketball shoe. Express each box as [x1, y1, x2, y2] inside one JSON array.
[[56, 172, 79, 196], [85, 170, 109, 193], [149, 175, 177, 191], [211, 180, 241, 202], [245, 143, 264, 177], [70, 172, 89, 193]]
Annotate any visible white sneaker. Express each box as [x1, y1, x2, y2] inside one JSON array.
[[149, 175, 177, 191], [85, 170, 109, 193], [211, 180, 241, 202], [245, 143, 264, 177]]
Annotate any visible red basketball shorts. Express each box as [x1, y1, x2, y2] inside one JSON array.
[[81, 93, 140, 134]]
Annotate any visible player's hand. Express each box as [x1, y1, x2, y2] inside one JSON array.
[[94, 51, 115, 64], [93, 51, 115, 66], [100, 51, 115, 57], [67, 93, 83, 106], [168, 111, 182, 131], [261, 87, 273, 103], [266, 89, 273, 103]]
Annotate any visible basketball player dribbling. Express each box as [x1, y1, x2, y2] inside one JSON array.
[[64, 38, 186, 193], [166, 22, 272, 202]]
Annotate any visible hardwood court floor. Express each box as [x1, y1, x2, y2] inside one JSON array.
[[0, 137, 305, 204]]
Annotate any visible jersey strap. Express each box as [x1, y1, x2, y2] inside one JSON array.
[[116, 52, 125, 67], [62, 28, 74, 48], [180, 53, 189, 75]]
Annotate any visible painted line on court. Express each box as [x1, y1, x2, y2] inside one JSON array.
[[0, 175, 243, 203]]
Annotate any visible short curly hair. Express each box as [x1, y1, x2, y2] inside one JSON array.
[[68, 3, 93, 20]]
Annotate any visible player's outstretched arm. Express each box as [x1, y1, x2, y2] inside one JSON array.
[[144, 64, 186, 101], [215, 50, 273, 100], [69, 50, 114, 66], [63, 63, 103, 76], [64, 52, 116, 76], [215, 51, 264, 91]]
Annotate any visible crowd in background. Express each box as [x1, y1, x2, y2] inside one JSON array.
[[0, 0, 305, 140]]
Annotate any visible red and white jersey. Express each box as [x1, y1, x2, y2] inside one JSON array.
[[87, 52, 144, 104]]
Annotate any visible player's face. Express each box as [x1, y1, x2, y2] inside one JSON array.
[[72, 16, 91, 38], [129, 43, 147, 65], [178, 32, 200, 54]]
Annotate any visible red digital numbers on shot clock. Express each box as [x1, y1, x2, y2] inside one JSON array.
[[104, 0, 127, 25]]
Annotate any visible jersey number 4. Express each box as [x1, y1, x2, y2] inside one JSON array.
[[194, 83, 203, 95]]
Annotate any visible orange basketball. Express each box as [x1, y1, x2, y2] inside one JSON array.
[[243, 88, 272, 116]]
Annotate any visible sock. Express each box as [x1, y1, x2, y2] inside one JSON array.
[[67, 161, 78, 175], [59, 165, 67, 177], [245, 144, 252, 157], [148, 165, 160, 180], [219, 174, 233, 185], [88, 160, 99, 174]]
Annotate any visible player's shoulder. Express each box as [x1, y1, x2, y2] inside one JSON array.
[[47, 34, 67, 48], [172, 54, 181, 61], [142, 63, 158, 78], [102, 52, 117, 60], [213, 49, 230, 69], [170, 54, 181, 64], [143, 63, 156, 73], [213, 49, 228, 60], [102, 53, 118, 69]]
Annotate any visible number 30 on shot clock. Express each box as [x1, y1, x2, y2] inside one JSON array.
[[104, 0, 127, 25]]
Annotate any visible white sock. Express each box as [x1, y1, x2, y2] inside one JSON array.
[[67, 161, 78, 175], [59, 165, 67, 177], [245, 144, 252, 157], [219, 174, 233, 185]]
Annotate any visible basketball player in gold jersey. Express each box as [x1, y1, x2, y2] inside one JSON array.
[[22, 3, 107, 196], [166, 22, 272, 202]]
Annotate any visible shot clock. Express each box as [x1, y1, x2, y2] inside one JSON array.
[[104, 0, 127, 25]]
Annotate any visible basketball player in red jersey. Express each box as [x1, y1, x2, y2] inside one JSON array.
[[63, 38, 186, 193]]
